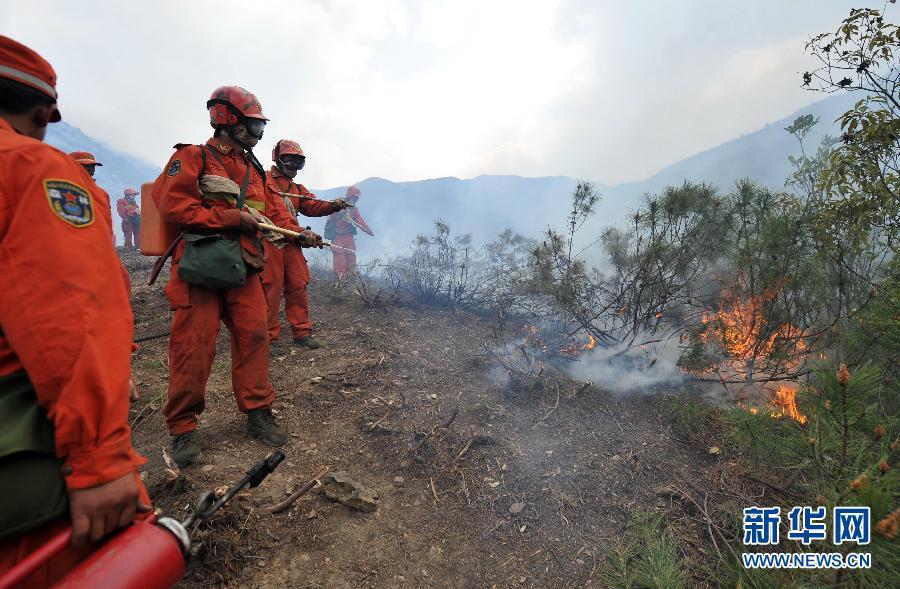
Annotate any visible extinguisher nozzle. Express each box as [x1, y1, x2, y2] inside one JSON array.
[[156, 517, 192, 555]]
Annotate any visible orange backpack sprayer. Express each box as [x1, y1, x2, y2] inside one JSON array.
[[0, 451, 284, 589], [139, 181, 178, 257]]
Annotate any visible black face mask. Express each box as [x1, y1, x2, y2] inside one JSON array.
[[82, 164, 96, 178]]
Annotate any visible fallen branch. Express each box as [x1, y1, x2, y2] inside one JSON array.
[[742, 474, 803, 499], [369, 413, 392, 430], [456, 435, 477, 461], [430, 477, 440, 504], [268, 465, 330, 514], [532, 384, 561, 430]]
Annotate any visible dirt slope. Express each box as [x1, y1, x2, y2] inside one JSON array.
[[123, 251, 718, 588]]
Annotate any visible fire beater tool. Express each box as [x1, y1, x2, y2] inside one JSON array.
[[257, 222, 357, 253], [274, 190, 354, 208]]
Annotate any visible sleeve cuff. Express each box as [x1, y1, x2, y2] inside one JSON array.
[[223, 208, 242, 228], [62, 441, 146, 490]]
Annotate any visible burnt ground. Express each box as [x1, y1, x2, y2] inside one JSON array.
[[121, 250, 730, 588]]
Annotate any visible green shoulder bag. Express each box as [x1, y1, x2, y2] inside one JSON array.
[[177, 150, 251, 289]]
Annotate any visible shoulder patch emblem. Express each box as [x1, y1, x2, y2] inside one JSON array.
[[167, 159, 182, 176], [44, 180, 94, 228]]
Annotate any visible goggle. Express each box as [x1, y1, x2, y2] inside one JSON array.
[[280, 155, 306, 170], [245, 118, 267, 139]]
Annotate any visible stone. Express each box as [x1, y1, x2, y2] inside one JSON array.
[[321, 471, 379, 513]]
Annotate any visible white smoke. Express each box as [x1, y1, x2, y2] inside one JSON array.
[[563, 333, 685, 395]]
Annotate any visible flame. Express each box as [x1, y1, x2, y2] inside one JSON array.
[[522, 324, 549, 353], [769, 385, 808, 425], [692, 287, 810, 424], [558, 345, 578, 357], [698, 289, 806, 378], [738, 401, 760, 415], [555, 334, 598, 357]]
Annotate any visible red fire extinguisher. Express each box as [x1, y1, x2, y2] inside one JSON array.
[[0, 450, 284, 589]]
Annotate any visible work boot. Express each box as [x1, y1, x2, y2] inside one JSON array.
[[292, 335, 322, 349], [269, 340, 285, 357], [247, 408, 288, 447], [171, 431, 203, 468]]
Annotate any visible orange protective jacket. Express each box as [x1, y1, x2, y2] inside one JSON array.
[[0, 118, 144, 490], [266, 167, 337, 221], [115, 197, 140, 221], [324, 206, 372, 236], [152, 138, 297, 306]]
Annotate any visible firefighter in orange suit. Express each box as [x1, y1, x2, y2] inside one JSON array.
[[68, 151, 130, 290], [0, 35, 150, 587], [323, 185, 373, 278], [261, 139, 347, 349], [152, 86, 317, 467], [116, 188, 141, 250], [69, 150, 110, 246], [68, 150, 102, 178]]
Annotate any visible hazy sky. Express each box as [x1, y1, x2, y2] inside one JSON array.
[[3, 0, 873, 187]]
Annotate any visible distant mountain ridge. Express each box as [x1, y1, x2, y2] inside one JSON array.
[[45, 122, 160, 241], [609, 92, 856, 197], [44, 92, 857, 254]]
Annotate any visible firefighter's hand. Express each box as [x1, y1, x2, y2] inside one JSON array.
[[297, 229, 324, 248], [129, 378, 139, 402], [69, 473, 151, 546], [332, 199, 348, 211], [239, 211, 260, 233]]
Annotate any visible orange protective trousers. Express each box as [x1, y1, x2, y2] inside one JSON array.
[[261, 241, 312, 341], [163, 272, 274, 435], [121, 219, 139, 250], [330, 234, 357, 278]]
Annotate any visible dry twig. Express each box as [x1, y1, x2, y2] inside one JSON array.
[[532, 384, 561, 429], [268, 465, 330, 514]]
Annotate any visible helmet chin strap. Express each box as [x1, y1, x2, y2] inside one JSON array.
[[243, 147, 266, 179]]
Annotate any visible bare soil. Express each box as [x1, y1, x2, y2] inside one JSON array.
[[122, 250, 726, 588]]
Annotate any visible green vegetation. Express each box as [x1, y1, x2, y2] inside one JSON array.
[[593, 511, 688, 589]]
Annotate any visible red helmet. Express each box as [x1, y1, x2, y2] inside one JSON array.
[[68, 151, 102, 166], [207, 85, 268, 129], [347, 185, 361, 198], [0, 36, 61, 122], [272, 139, 304, 162], [124, 188, 139, 196]]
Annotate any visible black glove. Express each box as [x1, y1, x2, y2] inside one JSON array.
[[297, 229, 324, 248]]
